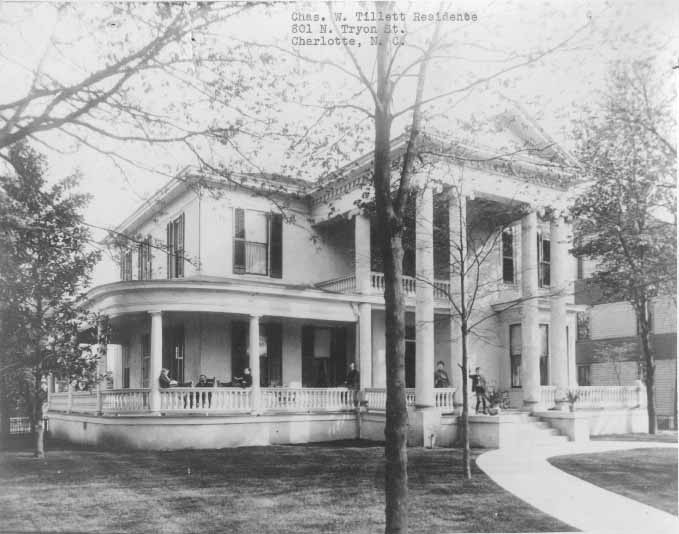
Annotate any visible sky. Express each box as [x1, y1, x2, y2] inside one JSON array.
[[0, 0, 676, 286]]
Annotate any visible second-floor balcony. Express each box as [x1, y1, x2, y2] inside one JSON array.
[[316, 272, 451, 301]]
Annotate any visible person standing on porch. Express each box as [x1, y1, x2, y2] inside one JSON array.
[[434, 361, 450, 388], [344, 362, 360, 389], [469, 367, 488, 414]]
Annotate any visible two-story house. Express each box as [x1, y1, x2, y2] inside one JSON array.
[[46, 108, 649, 450]]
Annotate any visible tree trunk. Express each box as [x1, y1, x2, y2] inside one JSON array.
[[460, 324, 471, 479], [638, 298, 657, 434], [0, 378, 10, 450], [32, 371, 45, 458]]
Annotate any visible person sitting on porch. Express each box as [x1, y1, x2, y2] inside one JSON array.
[[159, 368, 172, 388], [469, 367, 488, 414], [434, 361, 450, 388], [344, 362, 360, 389], [232, 367, 253, 388], [196, 375, 209, 387]]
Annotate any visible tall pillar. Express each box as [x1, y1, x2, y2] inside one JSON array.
[[521, 212, 541, 408], [149, 311, 163, 414], [550, 216, 569, 392], [416, 186, 435, 408], [449, 189, 466, 407], [358, 303, 372, 388], [355, 214, 371, 293], [249, 314, 261, 413]]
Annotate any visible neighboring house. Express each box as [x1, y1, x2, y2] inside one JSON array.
[[575, 261, 677, 429], [46, 107, 648, 450]]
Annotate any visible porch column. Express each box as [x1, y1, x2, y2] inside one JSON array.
[[358, 303, 372, 388], [249, 314, 261, 413], [521, 211, 541, 409], [149, 311, 163, 414], [550, 216, 569, 392], [355, 213, 371, 294], [448, 188, 466, 406], [416, 186, 435, 407]]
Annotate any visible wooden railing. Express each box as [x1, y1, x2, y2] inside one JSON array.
[[539, 384, 645, 410], [261, 387, 355, 412], [316, 275, 356, 293], [159, 387, 252, 413], [101, 389, 149, 414], [540, 386, 558, 408], [48, 392, 70, 412], [364, 388, 456, 412], [70, 391, 98, 413]]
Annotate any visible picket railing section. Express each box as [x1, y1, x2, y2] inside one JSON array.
[[261, 387, 354, 412], [70, 391, 98, 413], [435, 388, 457, 410], [316, 275, 356, 293], [101, 389, 149, 414], [48, 392, 70, 412], [574, 385, 644, 409], [540, 386, 558, 409], [159, 387, 252, 413]]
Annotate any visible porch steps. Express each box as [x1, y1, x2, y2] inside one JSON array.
[[495, 411, 570, 447]]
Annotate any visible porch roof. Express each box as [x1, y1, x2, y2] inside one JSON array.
[[87, 276, 369, 321]]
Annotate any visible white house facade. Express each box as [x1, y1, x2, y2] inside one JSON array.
[[47, 112, 649, 450]]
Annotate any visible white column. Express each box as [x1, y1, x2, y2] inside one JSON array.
[[416, 186, 435, 408], [358, 303, 372, 388], [149, 311, 163, 414], [355, 214, 371, 293], [521, 211, 541, 408], [448, 190, 466, 406], [550, 216, 569, 392], [249, 314, 261, 413]]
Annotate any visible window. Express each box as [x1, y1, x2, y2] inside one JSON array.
[[509, 324, 521, 387], [538, 233, 550, 287], [163, 325, 185, 384], [120, 249, 133, 281], [122, 345, 130, 389], [141, 334, 150, 388], [539, 324, 549, 386], [502, 227, 515, 283], [166, 214, 184, 279], [138, 236, 152, 280], [233, 208, 283, 277], [577, 364, 591, 386]]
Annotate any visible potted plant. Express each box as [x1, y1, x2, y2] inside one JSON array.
[[554, 388, 570, 411], [566, 389, 580, 412]]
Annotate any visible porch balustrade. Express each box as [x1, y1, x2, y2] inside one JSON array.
[[47, 392, 70, 412], [260, 387, 354, 412], [159, 387, 252, 413], [70, 391, 98, 413], [363, 388, 456, 412], [101, 389, 149, 414], [539, 384, 646, 410], [316, 272, 450, 301]]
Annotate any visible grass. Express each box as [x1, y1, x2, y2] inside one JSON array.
[[592, 431, 678, 443], [549, 447, 678, 516], [0, 439, 575, 534]]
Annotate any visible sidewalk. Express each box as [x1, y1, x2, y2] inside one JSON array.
[[476, 440, 678, 534]]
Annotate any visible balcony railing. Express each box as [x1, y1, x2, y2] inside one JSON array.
[[261, 387, 355, 412], [160, 387, 252, 413], [317, 272, 451, 301]]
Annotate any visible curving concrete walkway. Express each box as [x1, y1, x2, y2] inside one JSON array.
[[476, 440, 678, 533]]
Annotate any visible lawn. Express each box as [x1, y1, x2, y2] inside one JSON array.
[[592, 431, 678, 443], [0, 440, 575, 534], [549, 447, 678, 516]]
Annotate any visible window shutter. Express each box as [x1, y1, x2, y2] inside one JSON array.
[[177, 213, 185, 277], [166, 222, 173, 278], [270, 213, 283, 278], [234, 208, 245, 239]]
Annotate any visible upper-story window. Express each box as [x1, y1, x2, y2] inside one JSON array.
[[120, 249, 132, 281], [538, 233, 550, 287], [502, 227, 516, 284], [138, 236, 152, 280], [233, 208, 282, 278], [166, 214, 184, 279]]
